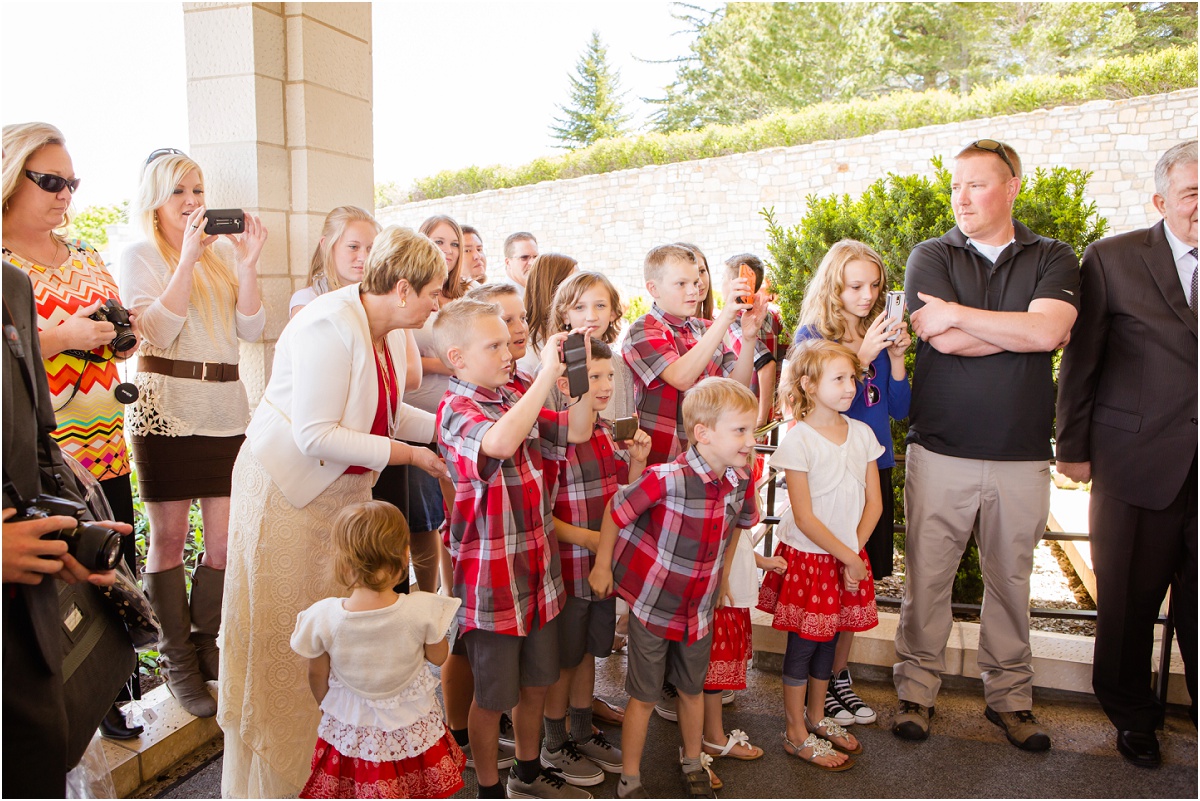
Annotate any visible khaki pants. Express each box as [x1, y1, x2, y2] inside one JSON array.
[[894, 444, 1051, 711]]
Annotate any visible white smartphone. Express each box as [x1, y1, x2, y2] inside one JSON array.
[[884, 291, 906, 341]]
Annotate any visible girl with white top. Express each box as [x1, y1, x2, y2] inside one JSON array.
[[757, 338, 883, 771], [121, 149, 267, 718], [292, 500, 465, 799]]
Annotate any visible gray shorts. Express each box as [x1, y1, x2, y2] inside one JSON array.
[[557, 595, 617, 669], [463, 615, 561, 711], [625, 615, 713, 702]]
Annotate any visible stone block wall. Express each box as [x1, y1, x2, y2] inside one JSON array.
[[182, 1, 373, 404], [377, 89, 1197, 302]]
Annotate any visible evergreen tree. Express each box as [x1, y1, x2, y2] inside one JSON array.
[[550, 31, 632, 149]]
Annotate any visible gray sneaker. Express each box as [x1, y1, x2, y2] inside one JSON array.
[[654, 683, 679, 722], [507, 765, 594, 799], [499, 710, 516, 749], [463, 739, 517, 770], [573, 731, 623, 772], [540, 741, 604, 787]]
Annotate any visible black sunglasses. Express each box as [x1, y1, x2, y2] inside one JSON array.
[[969, 139, 1017, 178], [146, 148, 186, 165], [25, 170, 81, 194]]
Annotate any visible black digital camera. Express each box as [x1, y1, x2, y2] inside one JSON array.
[[13, 494, 122, 572], [91, 299, 136, 353]]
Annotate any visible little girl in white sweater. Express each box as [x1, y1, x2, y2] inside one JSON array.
[[291, 500, 464, 798]]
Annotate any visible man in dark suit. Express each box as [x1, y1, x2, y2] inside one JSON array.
[[1056, 140, 1198, 767], [2, 262, 130, 796]]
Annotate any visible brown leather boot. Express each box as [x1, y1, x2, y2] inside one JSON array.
[[189, 562, 224, 681], [143, 565, 217, 718]]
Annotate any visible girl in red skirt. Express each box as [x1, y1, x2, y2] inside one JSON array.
[[698, 526, 787, 790], [757, 339, 883, 771], [291, 501, 466, 798]]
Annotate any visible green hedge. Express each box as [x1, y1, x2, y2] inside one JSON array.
[[400, 47, 1195, 203]]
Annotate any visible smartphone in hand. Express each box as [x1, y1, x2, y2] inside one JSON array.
[[561, 331, 590, 398], [884, 291, 906, 341], [737, 262, 755, 304]]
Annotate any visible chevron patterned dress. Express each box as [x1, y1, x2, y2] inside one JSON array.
[[5, 240, 131, 482]]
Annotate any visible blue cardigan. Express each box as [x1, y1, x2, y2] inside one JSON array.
[[794, 325, 911, 469]]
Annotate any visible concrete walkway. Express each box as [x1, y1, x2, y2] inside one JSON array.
[[144, 653, 1195, 799]]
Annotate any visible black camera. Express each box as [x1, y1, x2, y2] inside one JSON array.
[[560, 331, 590, 398], [13, 494, 122, 572], [91, 299, 136, 353]]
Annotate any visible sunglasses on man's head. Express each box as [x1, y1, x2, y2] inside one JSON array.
[[145, 147, 186, 165], [25, 170, 80, 194], [969, 138, 1017, 178]]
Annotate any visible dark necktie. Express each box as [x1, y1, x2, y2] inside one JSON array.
[[1191, 248, 1198, 318]]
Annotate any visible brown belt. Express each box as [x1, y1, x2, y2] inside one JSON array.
[[139, 354, 239, 382]]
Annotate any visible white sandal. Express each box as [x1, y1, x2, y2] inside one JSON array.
[[702, 728, 764, 760]]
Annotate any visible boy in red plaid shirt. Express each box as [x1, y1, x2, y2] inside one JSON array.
[[721, 253, 781, 428], [590, 378, 761, 798], [541, 339, 652, 787], [433, 298, 590, 799], [621, 244, 769, 467]]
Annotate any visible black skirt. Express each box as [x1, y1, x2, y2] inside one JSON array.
[[129, 433, 244, 502]]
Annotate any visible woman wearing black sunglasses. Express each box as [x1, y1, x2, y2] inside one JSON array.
[[2, 121, 145, 739], [119, 149, 267, 720]]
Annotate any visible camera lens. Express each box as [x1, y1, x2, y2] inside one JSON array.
[[111, 328, 137, 353], [71, 523, 123, 571]]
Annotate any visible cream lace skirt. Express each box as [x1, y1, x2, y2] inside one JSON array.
[[218, 443, 373, 798]]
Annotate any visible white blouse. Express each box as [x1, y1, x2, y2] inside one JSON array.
[[291, 592, 461, 761], [769, 417, 884, 555], [120, 240, 265, 437]]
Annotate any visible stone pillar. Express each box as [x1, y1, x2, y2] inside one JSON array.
[[183, 1, 373, 403]]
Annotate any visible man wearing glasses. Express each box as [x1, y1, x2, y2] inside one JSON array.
[[500, 231, 539, 297], [1056, 141, 1197, 767], [893, 140, 1080, 750]]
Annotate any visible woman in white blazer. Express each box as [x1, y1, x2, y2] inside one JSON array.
[[219, 226, 450, 798]]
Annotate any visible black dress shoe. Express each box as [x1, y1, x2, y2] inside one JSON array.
[[99, 704, 144, 740], [1116, 730, 1160, 768]]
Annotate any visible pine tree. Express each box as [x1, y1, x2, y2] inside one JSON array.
[[550, 31, 632, 149]]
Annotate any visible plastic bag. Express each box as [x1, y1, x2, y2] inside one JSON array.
[[65, 736, 116, 799]]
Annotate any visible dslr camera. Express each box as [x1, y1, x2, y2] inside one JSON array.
[[11, 494, 123, 572], [91, 299, 136, 353]]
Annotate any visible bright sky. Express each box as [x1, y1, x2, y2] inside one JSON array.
[[1, 0, 709, 210]]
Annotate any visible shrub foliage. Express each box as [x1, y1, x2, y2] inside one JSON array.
[[392, 47, 1194, 204]]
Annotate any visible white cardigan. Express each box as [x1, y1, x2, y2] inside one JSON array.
[[246, 284, 435, 508]]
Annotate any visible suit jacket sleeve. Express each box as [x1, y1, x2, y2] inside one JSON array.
[[1054, 240, 1111, 463]]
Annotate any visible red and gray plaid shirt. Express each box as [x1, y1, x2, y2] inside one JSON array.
[[610, 447, 760, 644], [438, 377, 568, 636], [621, 304, 740, 466], [554, 418, 630, 599]]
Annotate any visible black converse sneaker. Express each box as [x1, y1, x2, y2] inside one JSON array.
[[823, 686, 856, 726], [829, 668, 876, 724]]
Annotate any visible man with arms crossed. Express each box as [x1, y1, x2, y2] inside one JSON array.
[[1056, 140, 1197, 767], [895, 139, 1079, 750]]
